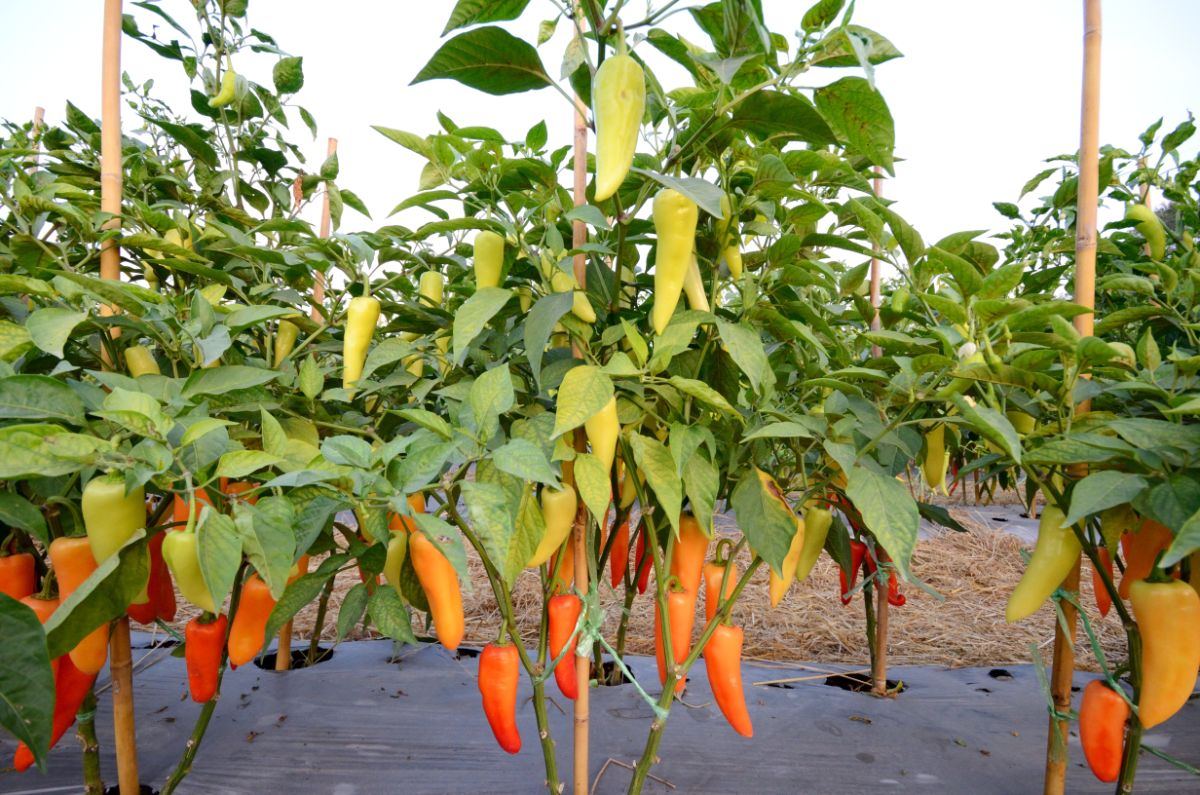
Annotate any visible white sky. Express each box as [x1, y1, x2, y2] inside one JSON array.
[[1, 1, 1197, 247]]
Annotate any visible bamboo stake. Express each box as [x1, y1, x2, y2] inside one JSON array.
[[30, 106, 44, 172], [570, 58, 592, 795], [101, 1, 140, 791], [1043, 2, 1100, 793], [869, 168, 883, 348], [311, 137, 337, 322], [868, 170, 890, 697]]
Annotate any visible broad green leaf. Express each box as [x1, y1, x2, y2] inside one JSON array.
[[336, 582, 369, 641], [715, 319, 775, 394], [1062, 471, 1148, 530], [453, 287, 512, 364], [629, 433, 681, 536], [927, 247, 982, 297], [217, 450, 283, 479], [412, 27, 551, 95], [26, 308, 88, 358], [273, 55, 304, 93], [468, 366, 515, 437], [730, 468, 797, 575], [552, 366, 613, 438], [180, 418, 235, 447], [237, 497, 297, 598], [667, 376, 740, 419], [814, 77, 894, 173], [729, 91, 835, 147], [845, 465, 918, 578], [368, 587, 416, 645], [492, 438, 558, 486], [683, 456, 718, 536], [574, 452, 610, 528], [950, 395, 1021, 464], [525, 291, 573, 387], [0, 375, 86, 424], [264, 567, 339, 642], [0, 594, 54, 771], [0, 424, 99, 478], [633, 170, 725, 219], [442, 0, 533, 35], [0, 492, 49, 545], [198, 512, 241, 609], [181, 366, 279, 398]]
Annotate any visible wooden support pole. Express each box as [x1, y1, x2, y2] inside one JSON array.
[[310, 137, 337, 322], [869, 170, 890, 696], [100, 2, 140, 792], [1043, 2, 1100, 793]]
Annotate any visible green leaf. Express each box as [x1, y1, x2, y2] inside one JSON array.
[[320, 435, 373, 469], [742, 421, 816, 440], [25, 308, 88, 358], [224, 305, 297, 333], [412, 27, 551, 95], [802, 0, 846, 31], [0, 320, 33, 362], [1062, 471, 1148, 530], [977, 262, 1025, 300], [272, 56, 304, 94], [468, 366, 515, 437], [337, 582, 369, 641], [198, 512, 241, 609], [368, 587, 416, 645], [298, 354, 323, 399], [950, 395, 1021, 464], [453, 286, 512, 364], [217, 450, 282, 480], [729, 91, 835, 147], [633, 170, 726, 219], [462, 481, 520, 585], [715, 319, 775, 394], [0, 492, 49, 545], [551, 366, 613, 438], [442, 0, 532, 34], [731, 468, 797, 575], [525, 291, 573, 387], [45, 531, 149, 659], [238, 497, 297, 598], [181, 366, 279, 398], [492, 438, 558, 486], [180, 418, 235, 447], [0, 594, 54, 772], [845, 465, 918, 579], [630, 433, 681, 536], [682, 456, 718, 537], [0, 424, 99, 479], [1133, 475, 1200, 535], [927, 247, 982, 297], [0, 375, 85, 424], [814, 77, 894, 173], [264, 568, 337, 642], [667, 376, 740, 419], [574, 452, 610, 528]]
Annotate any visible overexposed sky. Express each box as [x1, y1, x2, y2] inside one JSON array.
[[1, 1, 1197, 246]]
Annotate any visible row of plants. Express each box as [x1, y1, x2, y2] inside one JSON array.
[[0, 0, 1197, 793]]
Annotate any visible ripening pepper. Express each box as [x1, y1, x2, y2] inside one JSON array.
[[704, 622, 753, 737], [1130, 578, 1200, 728], [591, 47, 644, 202], [634, 530, 652, 594], [173, 490, 214, 527], [419, 271, 444, 307], [208, 69, 238, 108], [768, 510, 806, 608], [0, 552, 35, 600], [1118, 520, 1173, 600], [655, 580, 694, 695], [547, 594, 582, 700], [922, 424, 947, 494], [794, 503, 832, 583], [48, 537, 109, 675], [124, 344, 160, 377], [550, 269, 597, 323], [682, 255, 710, 312], [671, 514, 709, 604], [223, 480, 258, 506], [163, 530, 218, 614], [478, 642, 521, 754], [516, 286, 532, 313], [584, 396, 620, 476], [717, 195, 742, 279], [618, 459, 641, 510], [935, 348, 986, 400], [869, 548, 906, 607], [1007, 409, 1036, 436], [127, 531, 176, 625], [651, 189, 698, 334], [840, 540, 867, 606], [473, 231, 504, 289], [1092, 547, 1114, 618], [185, 614, 227, 702], [273, 320, 299, 368], [530, 485, 576, 568], [227, 574, 275, 667], [609, 519, 630, 589], [82, 473, 145, 564], [550, 540, 575, 595], [342, 294, 381, 393], [383, 532, 408, 596], [11, 596, 97, 773], [1079, 680, 1129, 782], [704, 559, 737, 624], [410, 530, 464, 650], [1006, 506, 1080, 622], [1126, 203, 1166, 260]]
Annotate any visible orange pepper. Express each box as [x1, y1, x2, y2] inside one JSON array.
[[0, 552, 35, 600], [227, 573, 275, 667], [1079, 680, 1129, 782], [704, 622, 753, 736], [48, 537, 109, 675], [654, 579, 693, 695], [609, 519, 630, 589], [1118, 520, 1174, 599], [547, 594, 582, 700], [410, 530, 464, 650]]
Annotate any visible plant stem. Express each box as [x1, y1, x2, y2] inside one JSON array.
[[307, 575, 336, 666], [77, 690, 104, 794], [1115, 627, 1144, 793]]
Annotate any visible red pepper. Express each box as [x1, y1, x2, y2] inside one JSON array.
[[12, 595, 97, 772], [609, 519, 630, 589], [0, 552, 35, 600], [127, 532, 176, 624], [1079, 680, 1129, 782], [634, 529, 652, 595], [1092, 547, 1113, 618], [478, 642, 521, 754], [840, 540, 867, 605], [547, 594, 582, 700], [873, 547, 906, 607], [185, 614, 227, 703]]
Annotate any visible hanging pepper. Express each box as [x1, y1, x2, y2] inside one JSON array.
[[127, 531, 176, 625], [591, 41, 645, 202], [383, 531, 408, 596], [671, 513, 709, 605], [716, 195, 743, 279], [547, 594, 582, 700], [409, 530, 464, 651], [704, 622, 753, 737], [418, 271, 444, 307], [1126, 203, 1166, 260], [48, 537, 109, 675], [223, 480, 258, 505], [0, 552, 35, 600], [1130, 577, 1200, 728], [273, 320, 299, 368], [173, 489, 213, 526], [584, 396, 620, 475], [12, 595, 98, 773], [1005, 506, 1080, 622], [618, 459, 641, 510], [227, 574, 275, 667], [529, 485, 577, 567], [184, 614, 227, 702], [1079, 680, 1129, 783], [82, 473, 145, 564], [840, 540, 868, 606], [651, 188, 699, 334], [1092, 547, 1114, 618], [342, 293, 381, 394], [634, 529, 652, 595], [208, 68, 238, 108], [869, 547, 906, 607], [922, 423, 947, 494], [549, 540, 575, 595], [473, 230, 504, 289], [795, 502, 832, 583], [163, 530, 218, 613], [768, 509, 806, 608], [1118, 520, 1173, 600], [681, 255, 710, 312], [654, 577, 693, 695], [609, 519, 630, 589], [123, 344, 160, 377], [478, 641, 522, 754], [703, 541, 737, 624]]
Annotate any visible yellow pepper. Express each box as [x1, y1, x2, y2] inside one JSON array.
[[651, 189, 698, 334], [473, 231, 504, 289], [529, 485, 577, 567], [717, 195, 742, 279], [342, 295, 381, 393], [124, 345, 160, 377], [592, 47, 645, 202], [585, 396, 620, 475]]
